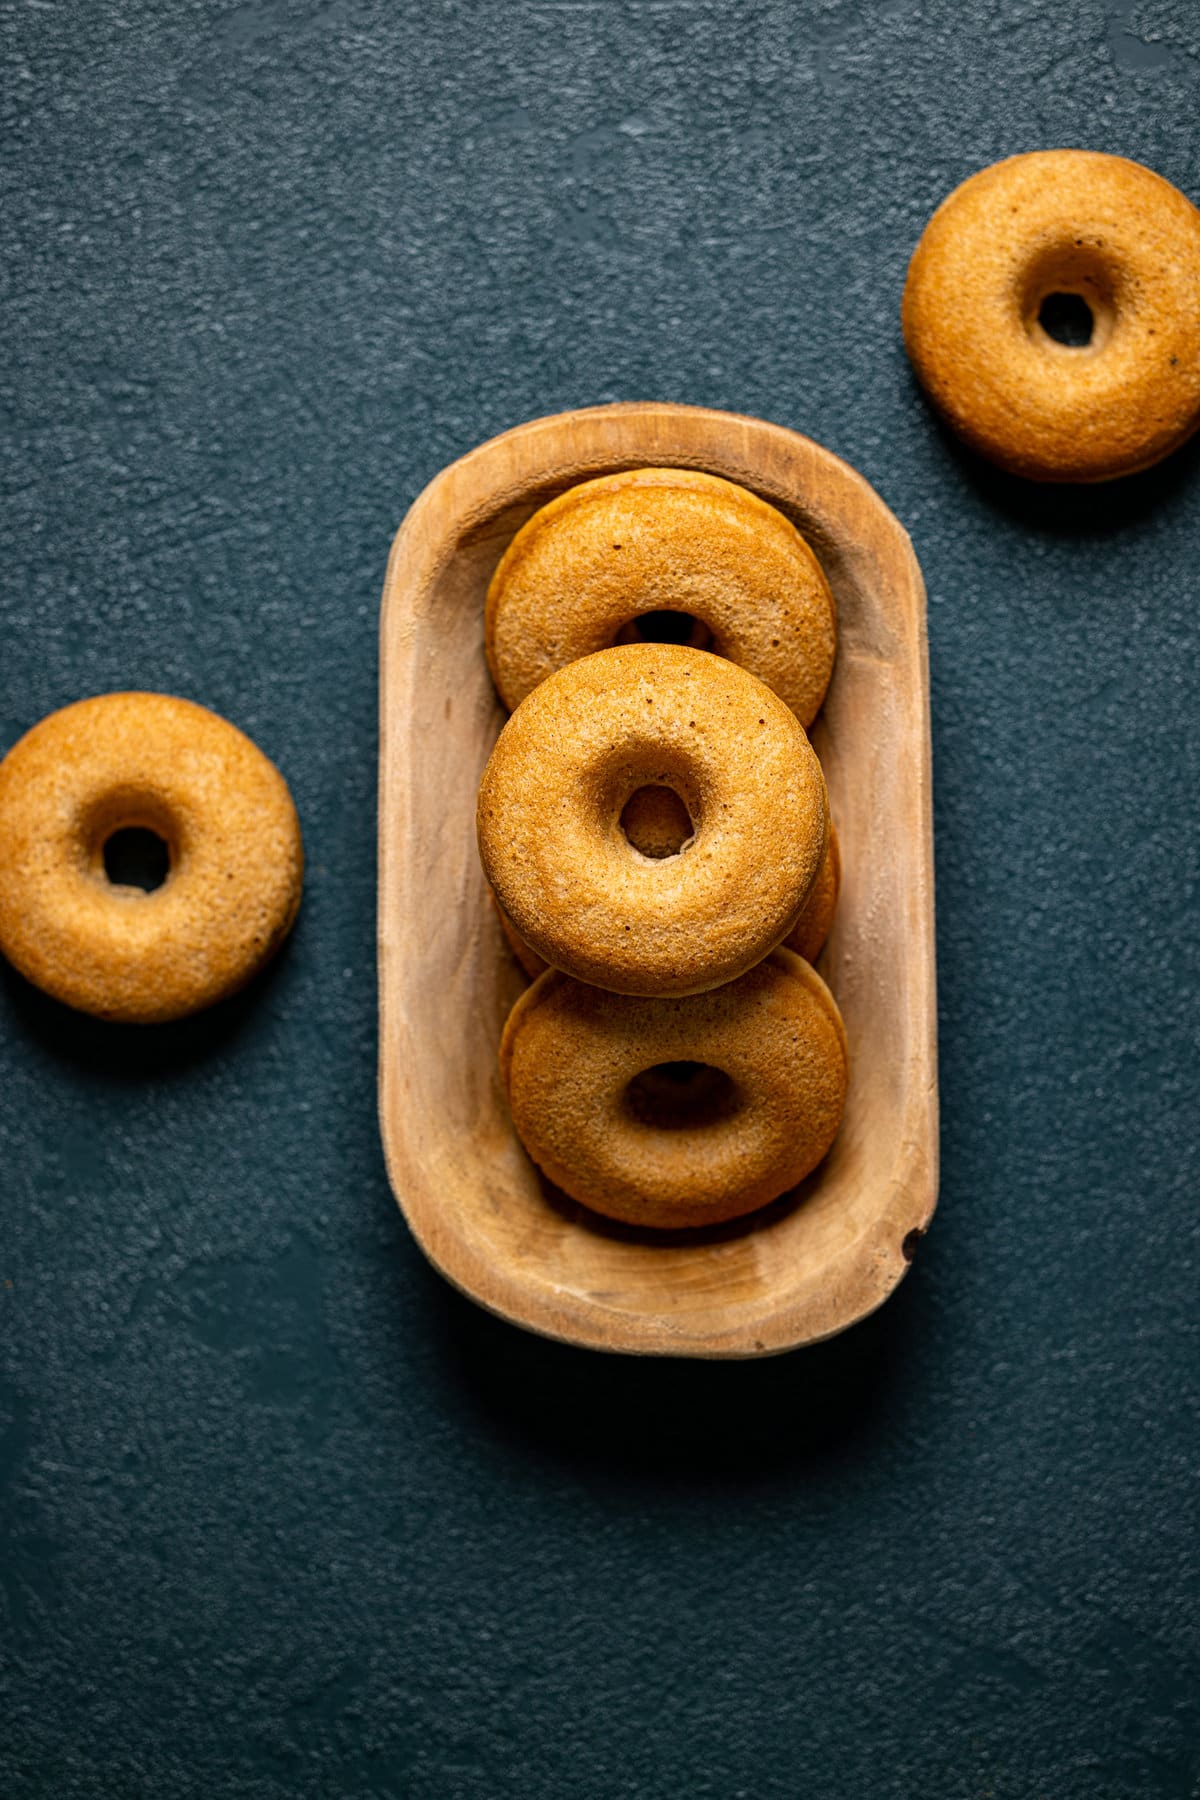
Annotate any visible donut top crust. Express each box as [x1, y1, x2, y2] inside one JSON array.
[[902, 150, 1200, 482], [496, 812, 841, 979], [0, 691, 303, 1022], [477, 644, 829, 998], [485, 466, 837, 726]]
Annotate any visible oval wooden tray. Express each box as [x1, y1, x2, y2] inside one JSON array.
[[378, 403, 937, 1358]]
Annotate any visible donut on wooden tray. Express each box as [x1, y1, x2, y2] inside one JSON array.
[[485, 467, 836, 726], [500, 948, 849, 1230], [477, 644, 829, 998]]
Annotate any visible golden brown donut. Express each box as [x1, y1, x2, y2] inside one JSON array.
[[500, 948, 849, 1229], [497, 813, 841, 980], [902, 150, 1200, 482], [485, 467, 837, 726], [0, 692, 303, 1022], [784, 815, 840, 964], [477, 644, 829, 997]]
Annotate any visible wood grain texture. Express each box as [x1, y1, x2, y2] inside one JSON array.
[[378, 403, 938, 1358]]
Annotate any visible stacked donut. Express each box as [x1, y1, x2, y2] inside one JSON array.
[[477, 468, 850, 1230]]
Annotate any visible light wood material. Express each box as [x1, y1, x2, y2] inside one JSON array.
[[378, 404, 938, 1358]]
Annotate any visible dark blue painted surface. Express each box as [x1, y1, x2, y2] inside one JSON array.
[[2, 2, 1198, 1794]]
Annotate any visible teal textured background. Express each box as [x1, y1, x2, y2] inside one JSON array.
[[2, 2, 1198, 1794]]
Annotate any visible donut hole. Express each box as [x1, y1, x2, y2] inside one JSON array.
[[82, 790, 180, 893], [625, 1061, 738, 1131], [615, 610, 713, 652], [102, 826, 171, 892], [1037, 292, 1094, 347], [1022, 247, 1118, 354], [619, 784, 695, 859]]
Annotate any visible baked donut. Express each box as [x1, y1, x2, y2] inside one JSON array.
[[902, 150, 1200, 482], [0, 692, 303, 1022], [497, 814, 842, 980], [477, 644, 829, 997], [500, 948, 848, 1229], [485, 467, 837, 726], [784, 816, 840, 964]]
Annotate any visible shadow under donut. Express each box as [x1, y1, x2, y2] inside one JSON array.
[[536, 1168, 816, 1250], [913, 366, 1200, 539], [0, 928, 297, 1085]]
